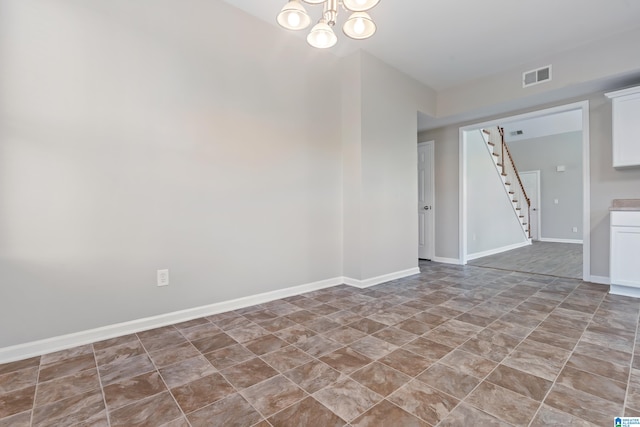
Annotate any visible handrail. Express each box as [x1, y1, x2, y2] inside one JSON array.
[[485, 126, 531, 239], [499, 127, 531, 208]]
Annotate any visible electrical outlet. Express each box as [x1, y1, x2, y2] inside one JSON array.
[[157, 269, 169, 287], [572, 227, 578, 233]]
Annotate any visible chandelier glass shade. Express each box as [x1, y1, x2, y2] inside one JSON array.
[[277, 0, 312, 31], [342, 0, 379, 12], [307, 20, 338, 48], [342, 11, 376, 39], [277, 0, 379, 48]]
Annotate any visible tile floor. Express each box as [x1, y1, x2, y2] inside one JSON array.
[[1, 261, 638, 426], [468, 241, 583, 279]]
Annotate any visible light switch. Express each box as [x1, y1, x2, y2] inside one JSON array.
[[556, 165, 566, 172], [554, 199, 559, 204]]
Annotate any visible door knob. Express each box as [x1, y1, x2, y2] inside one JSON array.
[[424, 206, 431, 210]]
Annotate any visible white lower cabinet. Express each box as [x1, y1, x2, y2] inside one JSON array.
[[610, 211, 640, 296]]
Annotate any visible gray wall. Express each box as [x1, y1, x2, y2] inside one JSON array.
[[419, 92, 640, 279], [0, 0, 438, 348], [437, 27, 640, 119], [466, 130, 527, 255], [417, 126, 460, 260], [0, 0, 346, 348], [358, 52, 435, 278], [509, 131, 583, 240], [341, 51, 436, 280]]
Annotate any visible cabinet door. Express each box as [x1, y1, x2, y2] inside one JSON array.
[[613, 94, 640, 167], [611, 226, 640, 286]]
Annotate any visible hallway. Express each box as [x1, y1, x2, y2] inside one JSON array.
[[468, 242, 582, 279]]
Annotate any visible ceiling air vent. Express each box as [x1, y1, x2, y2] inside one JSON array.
[[523, 65, 552, 88]]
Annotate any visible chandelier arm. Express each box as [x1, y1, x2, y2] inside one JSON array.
[[323, 0, 338, 26]]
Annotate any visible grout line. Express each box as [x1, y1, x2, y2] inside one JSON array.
[[29, 356, 43, 427], [12, 264, 616, 427], [428, 275, 553, 424], [135, 334, 194, 427], [526, 286, 610, 426], [91, 344, 112, 427], [622, 299, 640, 415]]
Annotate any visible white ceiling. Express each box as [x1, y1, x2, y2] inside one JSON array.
[[222, 0, 640, 90], [503, 109, 582, 143]]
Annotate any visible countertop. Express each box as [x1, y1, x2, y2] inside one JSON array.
[[610, 199, 640, 211]]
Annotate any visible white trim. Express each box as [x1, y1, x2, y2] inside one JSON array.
[[0, 276, 343, 363], [459, 101, 590, 279], [343, 267, 421, 289], [466, 241, 531, 261], [432, 257, 463, 265], [538, 238, 584, 244], [0, 267, 422, 363], [459, 127, 467, 264], [606, 86, 640, 99], [418, 141, 436, 261], [589, 275, 611, 285], [581, 101, 591, 281], [610, 285, 640, 298]]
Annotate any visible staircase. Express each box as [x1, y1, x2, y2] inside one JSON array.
[[481, 126, 531, 239]]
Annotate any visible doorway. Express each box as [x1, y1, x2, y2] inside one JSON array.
[[459, 101, 590, 280], [418, 141, 435, 260]]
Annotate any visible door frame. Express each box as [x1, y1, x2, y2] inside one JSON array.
[[520, 170, 542, 241], [418, 140, 435, 260], [459, 100, 590, 281]]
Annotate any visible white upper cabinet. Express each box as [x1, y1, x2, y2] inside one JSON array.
[[606, 86, 640, 168]]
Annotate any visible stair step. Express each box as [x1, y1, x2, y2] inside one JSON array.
[[519, 215, 524, 218], [501, 173, 508, 177], [497, 163, 503, 167], [509, 191, 515, 194], [522, 223, 528, 225], [483, 129, 491, 135], [504, 181, 511, 185], [516, 208, 521, 210], [488, 142, 495, 147], [492, 153, 499, 157]]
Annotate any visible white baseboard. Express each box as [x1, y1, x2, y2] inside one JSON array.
[[431, 257, 463, 265], [466, 241, 531, 261], [610, 284, 640, 298], [0, 267, 421, 363], [589, 275, 611, 285], [539, 238, 583, 244], [0, 277, 343, 364], [343, 267, 420, 289]]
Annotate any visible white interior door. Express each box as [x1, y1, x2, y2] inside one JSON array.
[[520, 170, 541, 240], [418, 141, 434, 259]]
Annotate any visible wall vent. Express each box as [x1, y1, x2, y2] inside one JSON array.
[[510, 130, 524, 136], [523, 65, 552, 88]]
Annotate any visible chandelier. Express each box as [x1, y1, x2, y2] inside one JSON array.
[[277, 0, 379, 49]]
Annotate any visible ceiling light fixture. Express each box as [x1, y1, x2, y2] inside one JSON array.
[[277, 0, 379, 49]]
